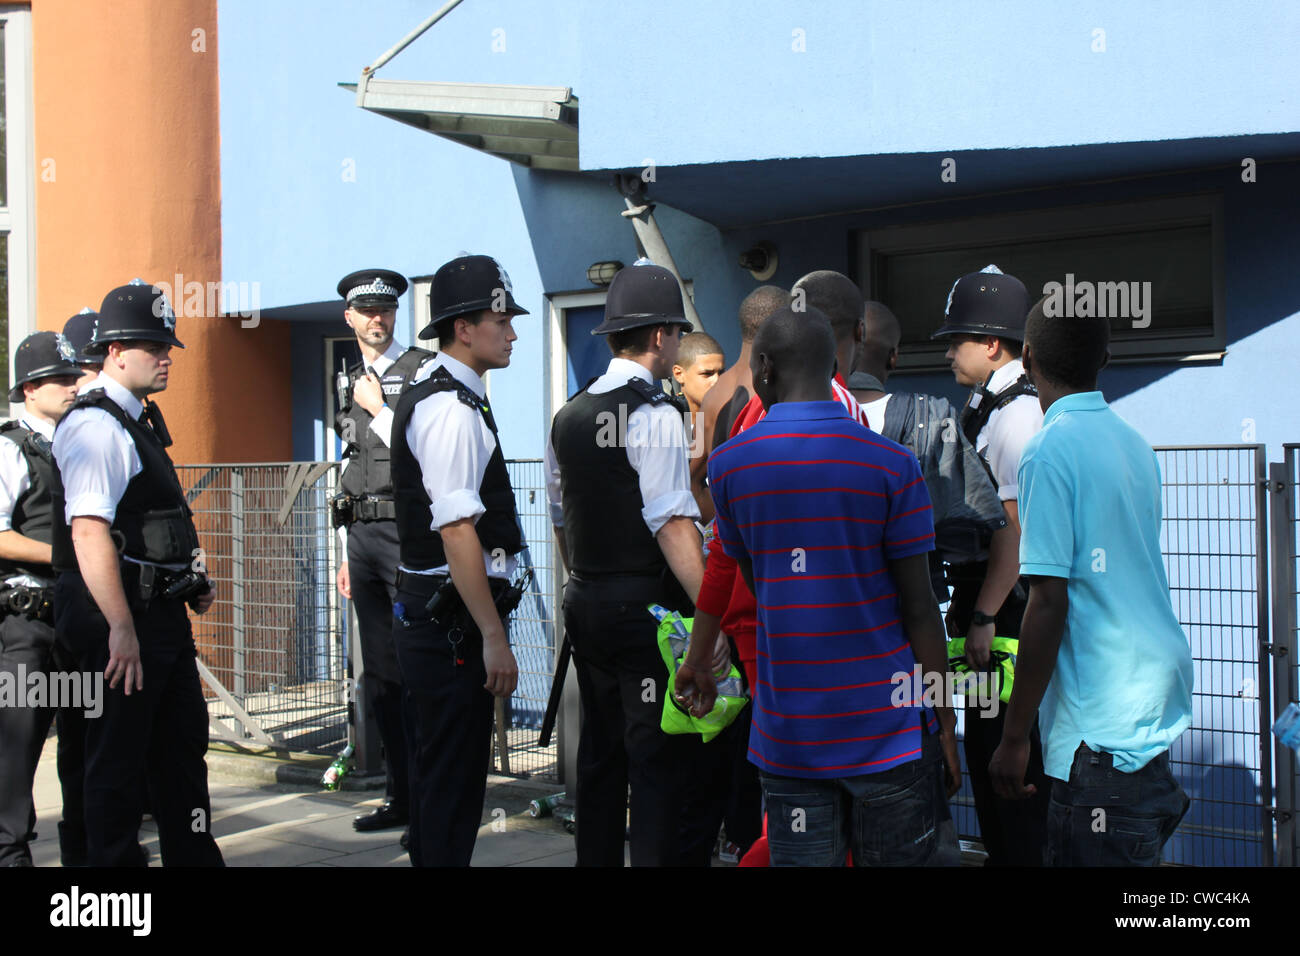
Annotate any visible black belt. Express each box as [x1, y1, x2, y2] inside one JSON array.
[[565, 571, 673, 604], [393, 568, 510, 599], [351, 496, 396, 522], [0, 584, 54, 622]]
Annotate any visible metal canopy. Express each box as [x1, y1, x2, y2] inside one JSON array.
[[344, 78, 579, 171]]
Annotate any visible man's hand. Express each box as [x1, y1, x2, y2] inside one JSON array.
[[944, 605, 960, 639], [711, 633, 731, 676], [939, 725, 962, 799], [481, 630, 518, 698], [965, 620, 994, 671], [336, 562, 351, 599], [193, 582, 216, 615], [351, 373, 385, 417], [674, 661, 717, 718], [989, 734, 1037, 800], [106, 619, 143, 694]]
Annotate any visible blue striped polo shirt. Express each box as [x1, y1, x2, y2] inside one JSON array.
[[708, 400, 936, 779]]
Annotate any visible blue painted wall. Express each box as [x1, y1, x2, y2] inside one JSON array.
[[577, 0, 1300, 169]]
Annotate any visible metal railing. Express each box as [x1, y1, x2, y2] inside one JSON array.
[[177, 460, 560, 781]]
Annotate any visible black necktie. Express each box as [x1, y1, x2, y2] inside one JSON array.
[[138, 401, 173, 447]]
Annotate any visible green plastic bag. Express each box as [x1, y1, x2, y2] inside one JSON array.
[[649, 604, 748, 742], [947, 635, 1019, 703]]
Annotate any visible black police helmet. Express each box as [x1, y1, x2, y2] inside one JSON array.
[[337, 268, 408, 309], [421, 255, 529, 339], [9, 331, 82, 402], [88, 280, 185, 355], [591, 260, 693, 336], [62, 308, 101, 366], [931, 265, 1030, 343]]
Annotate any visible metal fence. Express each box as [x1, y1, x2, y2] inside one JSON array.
[[1274, 446, 1300, 865], [178, 460, 560, 781]]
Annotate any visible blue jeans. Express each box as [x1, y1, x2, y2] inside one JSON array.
[[1046, 742, 1190, 866], [761, 733, 955, 866]]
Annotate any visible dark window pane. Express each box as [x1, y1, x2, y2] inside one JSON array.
[[873, 222, 1214, 351], [0, 20, 7, 208]]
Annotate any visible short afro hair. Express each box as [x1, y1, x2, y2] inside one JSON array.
[[676, 331, 724, 369], [738, 286, 792, 342], [791, 271, 865, 343], [1024, 294, 1109, 390]]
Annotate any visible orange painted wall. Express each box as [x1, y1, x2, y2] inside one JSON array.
[[31, 0, 290, 463]]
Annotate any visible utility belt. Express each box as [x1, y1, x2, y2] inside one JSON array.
[[121, 561, 212, 611], [565, 569, 693, 615], [0, 584, 54, 623], [392, 567, 532, 633], [330, 494, 396, 528]]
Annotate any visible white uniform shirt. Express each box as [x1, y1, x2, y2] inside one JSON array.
[[52, 372, 187, 570], [974, 358, 1044, 502], [545, 356, 701, 536], [401, 351, 517, 580], [0, 412, 58, 587]]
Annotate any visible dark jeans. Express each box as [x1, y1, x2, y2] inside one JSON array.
[[347, 520, 409, 809], [1047, 742, 1189, 867], [563, 579, 696, 867], [0, 613, 58, 866], [391, 579, 497, 867], [760, 732, 955, 867]]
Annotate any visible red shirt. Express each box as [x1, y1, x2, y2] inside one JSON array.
[[696, 374, 870, 690]]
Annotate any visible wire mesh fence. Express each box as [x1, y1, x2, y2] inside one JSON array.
[[178, 461, 560, 780], [1278, 445, 1300, 864]]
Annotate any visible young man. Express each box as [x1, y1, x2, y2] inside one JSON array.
[[672, 331, 725, 418], [932, 264, 1049, 866], [388, 254, 528, 867], [678, 305, 960, 867], [332, 268, 433, 836], [691, 286, 791, 523], [0, 332, 81, 866], [990, 297, 1193, 866], [51, 280, 223, 867]]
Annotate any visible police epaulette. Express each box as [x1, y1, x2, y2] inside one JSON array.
[[72, 388, 109, 409], [625, 376, 671, 405], [425, 366, 486, 413]]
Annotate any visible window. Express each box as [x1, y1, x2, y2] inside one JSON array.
[[0, 8, 33, 414], [857, 196, 1224, 372]]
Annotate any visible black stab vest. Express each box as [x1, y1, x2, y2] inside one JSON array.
[[50, 391, 200, 573], [389, 366, 523, 571], [550, 378, 682, 578], [958, 372, 1038, 447], [0, 420, 56, 579], [335, 348, 433, 498]]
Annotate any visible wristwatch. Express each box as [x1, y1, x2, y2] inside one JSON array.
[[971, 610, 997, 627]]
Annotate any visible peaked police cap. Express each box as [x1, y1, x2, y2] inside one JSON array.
[[337, 268, 408, 308]]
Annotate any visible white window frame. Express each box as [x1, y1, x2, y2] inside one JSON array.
[[544, 290, 607, 430], [1, 7, 34, 420], [856, 194, 1226, 371]]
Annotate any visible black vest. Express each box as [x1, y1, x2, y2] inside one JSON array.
[[0, 420, 56, 579], [958, 372, 1038, 448], [389, 366, 523, 571], [335, 347, 433, 498], [50, 391, 200, 573], [550, 378, 681, 578]]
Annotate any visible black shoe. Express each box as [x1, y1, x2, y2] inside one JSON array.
[[353, 802, 408, 832], [399, 828, 410, 850]]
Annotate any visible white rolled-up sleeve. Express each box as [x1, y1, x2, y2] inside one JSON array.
[[52, 409, 140, 522], [0, 441, 31, 532], [368, 405, 394, 448], [626, 403, 700, 535], [407, 397, 492, 531], [544, 432, 563, 528]]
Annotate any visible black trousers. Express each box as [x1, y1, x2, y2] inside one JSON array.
[[347, 520, 409, 809], [949, 566, 1050, 866], [678, 698, 761, 864], [564, 578, 696, 867], [0, 612, 59, 866], [54, 572, 224, 868], [391, 579, 497, 867]]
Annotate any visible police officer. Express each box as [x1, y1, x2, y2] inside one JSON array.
[[545, 261, 714, 867], [332, 268, 433, 834], [388, 254, 528, 866], [0, 332, 81, 866], [63, 308, 104, 388], [932, 264, 1050, 866], [50, 279, 223, 867]]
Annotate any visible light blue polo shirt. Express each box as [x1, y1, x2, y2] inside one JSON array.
[[1017, 391, 1193, 782]]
